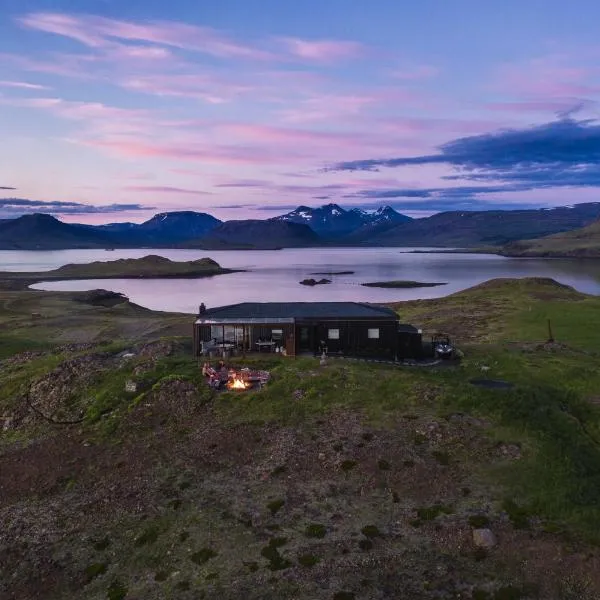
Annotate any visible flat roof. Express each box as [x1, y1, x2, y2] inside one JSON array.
[[195, 301, 397, 322]]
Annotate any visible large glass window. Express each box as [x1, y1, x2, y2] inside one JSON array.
[[328, 328, 340, 340], [368, 328, 380, 339]]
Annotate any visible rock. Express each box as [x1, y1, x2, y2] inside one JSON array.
[[125, 380, 137, 393], [472, 528, 497, 548]]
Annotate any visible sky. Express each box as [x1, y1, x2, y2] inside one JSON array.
[[2, 0, 600, 223]]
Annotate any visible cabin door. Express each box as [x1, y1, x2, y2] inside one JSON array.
[[298, 326, 312, 353]]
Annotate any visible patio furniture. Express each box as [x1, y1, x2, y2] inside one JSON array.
[[256, 341, 277, 353]]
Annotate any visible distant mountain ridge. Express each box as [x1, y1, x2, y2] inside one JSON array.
[[273, 203, 411, 238], [2, 202, 600, 250], [363, 203, 600, 248]]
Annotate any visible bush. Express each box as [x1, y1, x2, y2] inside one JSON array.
[[84, 562, 107, 582], [360, 525, 381, 538], [191, 548, 218, 565], [340, 460, 357, 472], [377, 459, 391, 470], [107, 579, 128, 600], [305, 523, 327, 538], [267, 499, 285, 515], [298, 554, 320, 567], [469, 515, 491, 528]]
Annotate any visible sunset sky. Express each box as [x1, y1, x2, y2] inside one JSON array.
[[2, 0, 600, 223]]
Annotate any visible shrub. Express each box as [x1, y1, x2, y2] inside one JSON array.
[[340, 460, 357, 472], [191, 548, 218, 565], [267, 499, 285, 515], [502, 499, 530, 530], [469, 515, 491, 528], [358, 539, 373, 551], [107, 579, 128, 600], [377, 459, 391, 471], [416, 505, 452, 521], [92, 537, 110, 551], [432, 450, 450, 466], [261, 538, 292, 571], [360, 525, 381, 538], [305, 523, 327, 538], [134, 525, 159, 547], [84, 562, 107, 582], [298, 554, 320, 567]]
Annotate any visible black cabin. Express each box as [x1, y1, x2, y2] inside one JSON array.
[[193, 302, 422, 360]]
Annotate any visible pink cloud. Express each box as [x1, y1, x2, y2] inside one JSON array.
[[494, 57, 600, 97], [80, 138, 310, 166], [123, 185, 212, 195], [122, 73, 254, 104], [0, 80, 49, 90], [18, 12, 369, 65], [280, 38, 367, 63], [19, 12, 275, 61]]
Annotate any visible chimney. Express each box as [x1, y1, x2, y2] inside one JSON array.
[[199, 302, 206, 315]]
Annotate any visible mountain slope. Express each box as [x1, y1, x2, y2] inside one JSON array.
[[92, 211, 222, 245], [185, 219, 321, 249], [501, 219, 600, 257], [274, 203, 410, 238], [368, 203, 600, 247], [0, 214, 116, 250]]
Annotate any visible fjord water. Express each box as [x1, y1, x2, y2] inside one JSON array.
[[9, 247, 599, 313]]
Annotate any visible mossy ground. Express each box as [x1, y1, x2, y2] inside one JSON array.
[[1, 278, 600, 599]]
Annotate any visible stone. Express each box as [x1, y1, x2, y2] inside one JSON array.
[[125, 380, 138, 393], [472, 528, 497, 548]]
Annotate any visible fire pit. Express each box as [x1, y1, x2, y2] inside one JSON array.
[[227, 375, 254, 391]]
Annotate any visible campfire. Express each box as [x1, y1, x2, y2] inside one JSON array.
[[203, 362, 270, 392], [227, 375, 252, 391]]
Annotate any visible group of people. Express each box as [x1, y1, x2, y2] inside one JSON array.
[[201, 360, 230, 389]]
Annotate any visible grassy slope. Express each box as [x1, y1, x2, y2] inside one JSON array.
[[0, 255, 234, 285], [1, 278, 600, 599], [501, 220, 600, 258]]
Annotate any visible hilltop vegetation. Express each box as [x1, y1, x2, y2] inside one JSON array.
[[1, 278, 600, 599], [501, 220, 600, 257]]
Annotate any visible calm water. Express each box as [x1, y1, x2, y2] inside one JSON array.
[[0, 247, 594, 313]]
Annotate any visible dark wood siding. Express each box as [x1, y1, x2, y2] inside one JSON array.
[[295, 318, 398, 359]]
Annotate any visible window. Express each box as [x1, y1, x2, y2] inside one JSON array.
[[328, 328, 340, 340], [272, 328, 283, 339], [368, 328, 380, 339]]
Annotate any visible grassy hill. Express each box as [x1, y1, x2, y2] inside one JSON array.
[[501, 220, 600, 257], [1, 278, 600, 599]]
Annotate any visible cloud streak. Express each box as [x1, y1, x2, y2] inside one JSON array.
[[0, 80, 48, 90], [18, 12, 367, 65], [0, 197, 152, 216], [123, 185, 212, 195]]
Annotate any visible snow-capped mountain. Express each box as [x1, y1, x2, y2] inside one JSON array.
[[273, 203, 410, 238]]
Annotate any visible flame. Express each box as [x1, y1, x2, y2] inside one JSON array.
[[229, 377, 249, 390]]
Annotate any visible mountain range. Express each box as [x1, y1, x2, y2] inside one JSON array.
[[2, 201, 600, 251]]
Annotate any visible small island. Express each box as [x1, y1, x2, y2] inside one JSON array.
[[300, 278, 332, 286], [310, 271, 355, 275], [0, 255, 237, 289], [361, 280, 447, 289]]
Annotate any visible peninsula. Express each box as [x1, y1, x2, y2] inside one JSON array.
[[0, 255, 237, 289]]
